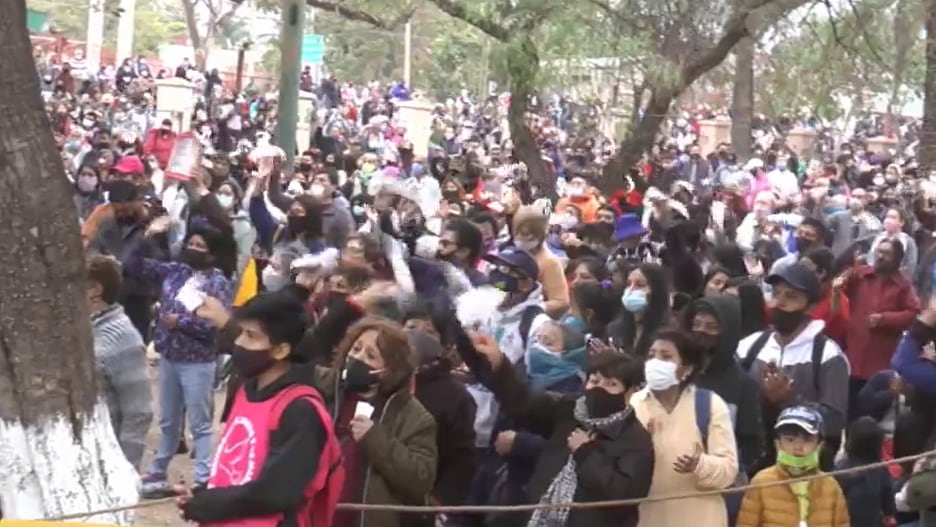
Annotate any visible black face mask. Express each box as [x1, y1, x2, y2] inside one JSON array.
[[343, 358, 380, 394], [693, 331, 719, 354], [584, 387, 628, 418], [794, 237, 813, 254], [771, 307, 808, 335], [180, 248, 211, 270], [442, 190, 461, 203], [231, 345, 275, 378], [327, 291, 349, 308], [436, 249, 457, 263], [287, 216, 306, 234]]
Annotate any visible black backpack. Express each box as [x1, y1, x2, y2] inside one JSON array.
[[740, 330, 828, 393], [518, 305, 545, 350]]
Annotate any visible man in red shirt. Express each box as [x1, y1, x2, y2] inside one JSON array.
[[143, 118, 176, 169], [841, 237, 920, 423]]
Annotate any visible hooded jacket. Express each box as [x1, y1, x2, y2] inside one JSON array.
[[466, 283, 550, 447], [682, 295, 764, 473]]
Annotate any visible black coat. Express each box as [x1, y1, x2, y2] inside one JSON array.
[[414, 366, 477, 506], [482, 353, 655, 527]]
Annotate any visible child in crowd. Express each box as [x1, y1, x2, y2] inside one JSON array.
[[834, 417, 897, 527], [737, 405, 849, 527]]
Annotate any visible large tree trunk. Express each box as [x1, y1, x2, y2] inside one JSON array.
[[888, 0, 913, 136], [599, 87, 671, 195], [506, 37, 552, 195], [181, 0, 209, 69], [921, 1, 936, 173], [731, 37, 755, 161], [0, 1, 139, 521]]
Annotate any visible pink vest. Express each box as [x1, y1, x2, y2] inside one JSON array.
[[206, 384, 343, 527]]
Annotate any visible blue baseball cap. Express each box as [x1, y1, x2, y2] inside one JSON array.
[[483, 247, 539, 279], [775, 405, 824, 437]]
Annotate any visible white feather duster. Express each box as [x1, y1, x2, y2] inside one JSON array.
[[455, 286, 506, 336]]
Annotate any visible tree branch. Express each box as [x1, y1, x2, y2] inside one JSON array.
[[585, 0, 652, 34], [427, 0, 512, 41], [680, 0, 795, 88], [305, 0, 414, 30]]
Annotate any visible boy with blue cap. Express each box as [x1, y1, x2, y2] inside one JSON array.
[[737, 405, 849, 527]]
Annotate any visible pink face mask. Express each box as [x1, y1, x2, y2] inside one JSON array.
[[884, 218, 901, 234]]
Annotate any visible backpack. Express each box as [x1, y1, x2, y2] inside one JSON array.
[[518, 305, 545, 350], [740, 330, 827, 393], [695, 388, 748, 527], [270, 385, 345, 527]]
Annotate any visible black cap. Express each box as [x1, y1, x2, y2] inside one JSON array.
[[482, 247, 539, 279], [103, 179, 140, 203], [766, 262, 821, 302]]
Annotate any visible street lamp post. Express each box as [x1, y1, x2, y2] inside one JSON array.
[[276, 0, 305, 167]]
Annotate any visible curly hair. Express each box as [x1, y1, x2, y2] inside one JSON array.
[[333, 316, 416, 395]]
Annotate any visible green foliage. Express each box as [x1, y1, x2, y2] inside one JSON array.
[[756, 0, 925, 119], [26, 0, 187, 58], [133, 2, 187, 56]]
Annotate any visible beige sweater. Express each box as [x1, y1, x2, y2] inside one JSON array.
[[631, 385, 739, 527]]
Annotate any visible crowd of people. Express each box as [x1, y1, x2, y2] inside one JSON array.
[[38, 45, 936, 527]]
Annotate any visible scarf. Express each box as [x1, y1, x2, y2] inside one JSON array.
[[526, 398, 633, 527]]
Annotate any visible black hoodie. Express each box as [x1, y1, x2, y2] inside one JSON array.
[[682, 295, 764, 473]]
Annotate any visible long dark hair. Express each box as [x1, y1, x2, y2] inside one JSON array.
[[613, 262, 670, 356]]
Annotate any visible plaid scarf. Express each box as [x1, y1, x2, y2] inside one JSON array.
[[526, 398, 633, 527]]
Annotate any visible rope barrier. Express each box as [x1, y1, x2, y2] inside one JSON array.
[[41, 448, 936, 521]]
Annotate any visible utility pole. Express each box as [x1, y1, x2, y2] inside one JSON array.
[[85, 0, 105, 74], [116, 0, 136, 62], [276, 0, 305, 166], [403, 21, 412, 87]]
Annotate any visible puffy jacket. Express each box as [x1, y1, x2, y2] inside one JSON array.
[[736, 465, 849, 527]]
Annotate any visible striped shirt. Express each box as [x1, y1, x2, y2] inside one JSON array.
[[92, 304, 153, 469]]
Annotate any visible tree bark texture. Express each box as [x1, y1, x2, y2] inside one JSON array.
[[506, 37, 552, 195], [0, 1, 139, 521], [607, 0, 801, 191], [731, 36, 755, 161], [921, 1, 936, 174]]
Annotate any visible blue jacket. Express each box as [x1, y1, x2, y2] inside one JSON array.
[[891, 332, 936, 396], [835, 455, 897, 527]]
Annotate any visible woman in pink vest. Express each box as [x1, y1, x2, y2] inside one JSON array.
[[175, 292, 344, 527]]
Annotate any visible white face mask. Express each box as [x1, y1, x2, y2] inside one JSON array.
[[644, 358, 680, 391], [566, 186, 585, 198], [261, 265, 288, 292], [308, 183, 326, 198], [515, 239, 539, 252], [216, 194, 234, 209]]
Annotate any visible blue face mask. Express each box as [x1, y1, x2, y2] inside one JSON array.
[[621, 289, 648, 313], [489, 269, 520, 293], [562, 315, 588, 334], [527, 344, 587, 390], [352, 204, 365, 217]]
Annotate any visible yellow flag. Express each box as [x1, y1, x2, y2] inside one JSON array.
[[233, 258, 259, 307]]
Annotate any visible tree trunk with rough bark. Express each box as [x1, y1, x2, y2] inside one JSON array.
[[0, 1, 139, 521], [921, 2, 936, 174], [731, 37, 755, 161], [506, 37, 552, 195]]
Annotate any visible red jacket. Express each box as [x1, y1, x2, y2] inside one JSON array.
[[811, 287, 849, 348], [142, 129, 176, 169], [843, 265, 920, 379]]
